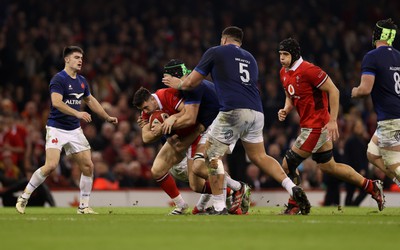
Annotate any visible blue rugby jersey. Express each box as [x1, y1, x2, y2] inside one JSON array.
[[47, 70, 91, 130], [194, 44, 263, 113], [362, 46, 400, 121], [182, 80, 220, 128]]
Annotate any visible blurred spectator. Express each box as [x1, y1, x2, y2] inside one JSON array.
[[93, 162, 119, 190], [0, 150, 22, 185], [23, 129, 45, 172], [91, 122, 116, 151], [102, 131, 127, 167], [0, 114, 27, 167], [344, 118, 369, 206], [114, 161, 150, 187], [0, 168, 55, 207], [45, 169, 72, 189]]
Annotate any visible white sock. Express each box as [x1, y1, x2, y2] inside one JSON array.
[[226, 174, 241, 191], [281, 177, 296, 196], [22, 168, 47, 199], [172, 194, 186, 208], [79, 174, 93, 208], [196, 194, 211, 210], [213, 194, 226, 211]]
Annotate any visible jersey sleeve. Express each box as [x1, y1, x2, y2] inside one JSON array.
[[49, 75, 64, 95], [165, 88, 183, 111], [194, 47, 216, 76], [305, 65, 328, 88], [361, 53, 376, 76]]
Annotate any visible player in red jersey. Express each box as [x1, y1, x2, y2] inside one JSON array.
[[277, 38, 385, 214], [133, 86, 203, 214]]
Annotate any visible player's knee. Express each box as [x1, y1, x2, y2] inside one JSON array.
[[193, 153, 206, 176], [151, 167, 163, 179], [207, 158, 225, 175], [80, 161, 94, 176], [43, 161, 60, 175], [312, 150, 333, 164], [284, 149, 305, 171]]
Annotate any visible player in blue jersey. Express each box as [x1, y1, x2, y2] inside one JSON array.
[[163, 26, 310, 215], [16, 46, 118, 214], [352, 18, 400, 189], [161, 59, 251, 214]]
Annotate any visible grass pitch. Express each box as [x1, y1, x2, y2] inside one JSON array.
[[0, 206, 398, 250]]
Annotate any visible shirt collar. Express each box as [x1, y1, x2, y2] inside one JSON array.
[[286, 57, 303, 72], [152, 93, 163, 110]]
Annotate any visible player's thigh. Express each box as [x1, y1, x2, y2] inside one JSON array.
[[153, 142, 184, 174], [242, 141, 266, 164], [64, 128, 91, 156]]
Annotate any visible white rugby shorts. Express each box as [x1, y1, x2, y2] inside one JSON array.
[[45, 126, 91, 155], [376, 118, 400, 147], [208, 109, 264, 146]]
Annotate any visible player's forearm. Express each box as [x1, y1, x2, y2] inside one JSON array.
[[178, 72, 203, 90], [328, 88, 340, 121], [142, 130, 160, 144], [352, 85, 370, 97], [141, 124, 162, 144], [52, 100, 80, 117], [173, 115, 196, 130], [284, 97, 294, 112], [86, 97, 110, 120]]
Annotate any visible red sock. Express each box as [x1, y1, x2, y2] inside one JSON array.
[[202, 181, 212, 194], [362, 178, 373, 193], [156, 173, 180, 199]]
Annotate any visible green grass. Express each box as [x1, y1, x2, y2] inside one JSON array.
[[1, 206, 398, 250]]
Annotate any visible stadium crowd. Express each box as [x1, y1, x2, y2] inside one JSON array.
[[1, 0, 400, 206]]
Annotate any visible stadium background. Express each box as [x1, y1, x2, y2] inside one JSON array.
[[1, 0, 400, 207]]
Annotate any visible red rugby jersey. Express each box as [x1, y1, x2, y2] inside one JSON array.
[[279, 58, 329, 128], [141, 88, 196, 137]]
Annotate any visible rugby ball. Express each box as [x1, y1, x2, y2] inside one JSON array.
[[149, 110, 169, 127]]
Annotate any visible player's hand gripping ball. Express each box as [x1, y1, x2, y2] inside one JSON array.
[[149, 110, 169, 128]]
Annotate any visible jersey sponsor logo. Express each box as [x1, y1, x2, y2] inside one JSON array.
[[288, 84, 295, 95], [287, 84, 300, 99], [65, 99, 82, 105], [69, 93, 84, 99], [51, 138, 58, 144], [68, 84, 73, 90]]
